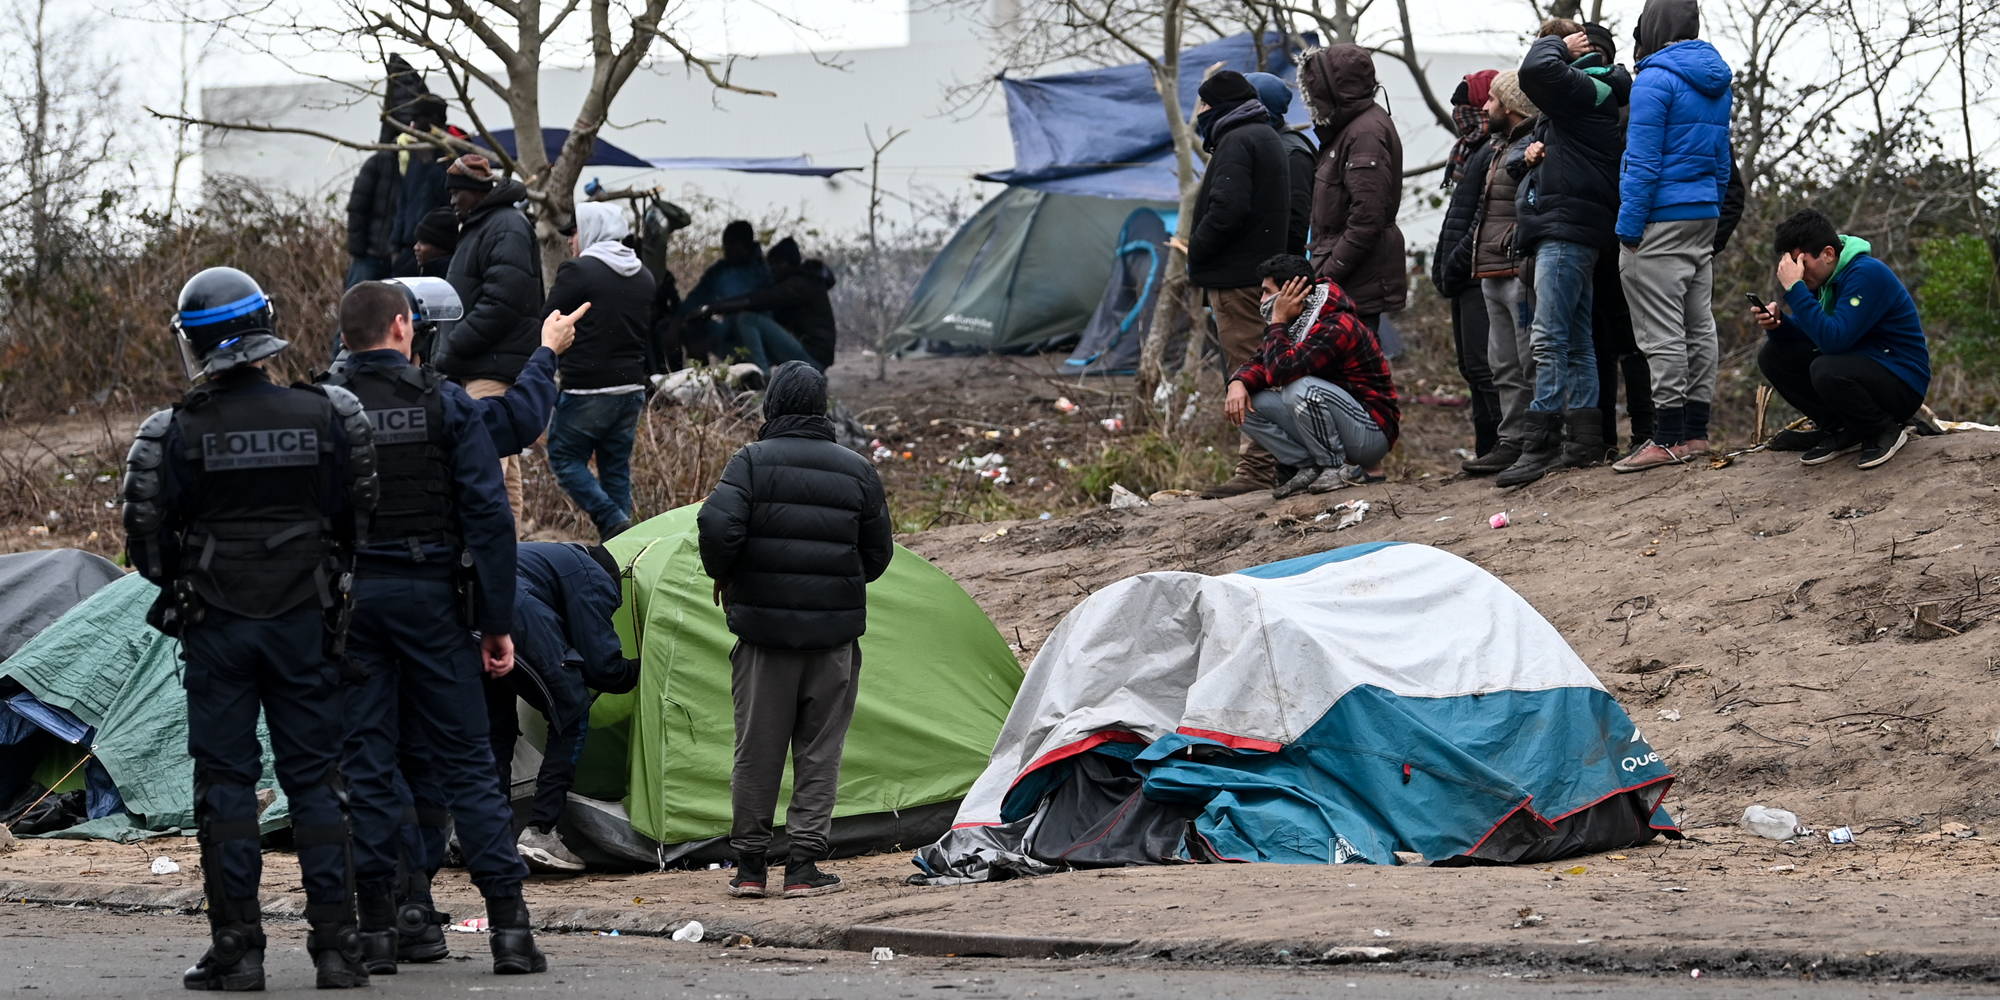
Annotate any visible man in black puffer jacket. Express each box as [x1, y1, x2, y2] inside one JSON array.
[[697, 361, 891, 902], [438, 154, 544, 524], [1181, 69, 1288, 499]]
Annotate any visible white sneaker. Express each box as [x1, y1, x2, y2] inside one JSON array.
[[517, 827, 585, 872]]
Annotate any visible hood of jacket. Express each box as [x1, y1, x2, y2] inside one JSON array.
[[1198, 98, 1270, 151], [802, 259, 837, 289], [1301, 44, 1379, 138], [1637, 38, 1732, 97], [465, 178, 529, 226], [1816, 235, 1874, 313], [1635, 0, 1701, 61]]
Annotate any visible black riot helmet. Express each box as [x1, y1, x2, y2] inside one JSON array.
[[172, 267, 288, 379]]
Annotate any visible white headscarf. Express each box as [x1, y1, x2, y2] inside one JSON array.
[[574, 202, 641, 277]]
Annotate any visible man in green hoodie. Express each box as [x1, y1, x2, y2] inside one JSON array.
[[1754, 208, 1931, 469]]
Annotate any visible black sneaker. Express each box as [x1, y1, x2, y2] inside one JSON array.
[[1856, 425, 1910, 469], [1799, 430, 1864, 466], [783, 861, 845, 898], [1767, 427, 1826, 452], [728, 854, 768, 898]]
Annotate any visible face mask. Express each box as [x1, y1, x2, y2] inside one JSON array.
[[1259, 294, 1278, 324]]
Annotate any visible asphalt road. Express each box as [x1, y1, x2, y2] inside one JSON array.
[[4, 905, 1990, 999]]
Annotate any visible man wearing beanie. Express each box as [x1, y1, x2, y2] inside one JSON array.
[[412, 206, 460, 278], [1181, 69, 1288, 498], [691, 236, 839, 372], [438, 153, 544, 529], [1611, 0, 1734, 473], [1244, 72, 1315, 257], [698, 361, 893, 900]]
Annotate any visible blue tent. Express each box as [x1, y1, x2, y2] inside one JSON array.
[[978, 33, 1311, 201]]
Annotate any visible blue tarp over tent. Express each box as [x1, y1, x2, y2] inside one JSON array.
[[482, 130, 857, 175], [978, 33, 1311, 201]]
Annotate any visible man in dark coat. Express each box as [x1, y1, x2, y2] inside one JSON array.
[[679, 220, 771, 363], [1245, 71, 1316, 257], [411, 207, 458, 279], [696, 361, 892, 901], [1300, 44, 1408, 326], [1432, 69, 1504, 457], [486, 542, 640, 874], [692, 237, 838, 371], [1179, 69, 1288, 498], [387, 96, 453, 278], [1493, 21, 1630, 487], [437, 154, 544, 526], [345, 151, 399, 287]]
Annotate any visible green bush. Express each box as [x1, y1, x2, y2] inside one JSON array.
[[1917, 234, 2000, 374]]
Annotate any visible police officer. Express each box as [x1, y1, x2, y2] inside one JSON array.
[[322, 281, 579, 977], [356, 280, 581, 965], [123, 267, 378, 991]]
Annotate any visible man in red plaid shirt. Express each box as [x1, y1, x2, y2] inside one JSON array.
[[1224, 254, 1401, 498]]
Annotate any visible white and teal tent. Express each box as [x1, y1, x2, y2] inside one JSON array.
[[915, 542, 1677, 882]]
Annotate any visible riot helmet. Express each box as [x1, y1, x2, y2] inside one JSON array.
[[172, 267, 288, 379], [382, 276, 463, 365]]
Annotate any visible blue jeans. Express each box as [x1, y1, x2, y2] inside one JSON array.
[[548, 391, 644, 535], [1527, 239, 1600, 413], [724, 312, 822, 372]]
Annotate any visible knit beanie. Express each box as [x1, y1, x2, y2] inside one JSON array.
[[1583, 22, 1618, 63], [444, 154, 496, 192], [1488, 71, 1540, 119], [413, 206, 460, 251], [1198, 70, 1259, 108]]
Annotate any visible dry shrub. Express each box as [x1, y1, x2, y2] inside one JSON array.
[[0, 181, 345, 417]]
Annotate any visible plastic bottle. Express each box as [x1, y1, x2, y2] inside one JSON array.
[[1740, 804, 1800, 840]]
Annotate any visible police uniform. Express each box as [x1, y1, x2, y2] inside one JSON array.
[[123, 267, 378, 991], [321, 343, 546, 976]]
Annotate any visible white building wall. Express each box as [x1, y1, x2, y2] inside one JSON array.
[[200, 7, 1513, 248]]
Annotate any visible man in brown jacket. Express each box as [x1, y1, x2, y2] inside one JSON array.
[[1300, 45, 1407, 330], [1460, 72, 1543, 475]]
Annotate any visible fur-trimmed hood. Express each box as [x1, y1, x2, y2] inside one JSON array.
[[1299, 44, 1379, 141]]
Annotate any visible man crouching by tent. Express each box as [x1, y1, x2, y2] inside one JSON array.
[[1224, 254, 1401, 497], [486, 542, 641, 873], [697, 361, 893, 898]]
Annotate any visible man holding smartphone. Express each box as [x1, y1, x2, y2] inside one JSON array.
[[1752, 208, 1930, 469]]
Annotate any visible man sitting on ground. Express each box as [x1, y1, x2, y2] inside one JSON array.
[[1754, 208, 1930, 469], [1224, 254, 1401, 498], [688, 238, 837, 372]]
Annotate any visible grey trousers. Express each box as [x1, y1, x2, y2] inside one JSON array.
[[1241, 376, 1391, 471], [1482, 276, 1535, 448], [1619, 217, 1719, 410], [729, 639, 862, 863]]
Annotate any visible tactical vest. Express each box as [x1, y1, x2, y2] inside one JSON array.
[[323, 359, 457, 553], [173, 382, 339, 619]]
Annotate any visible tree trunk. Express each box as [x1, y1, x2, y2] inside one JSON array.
[[1134, 0, 1194, 424]]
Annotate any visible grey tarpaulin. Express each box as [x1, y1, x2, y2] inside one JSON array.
[[0, 549, 123, 663]]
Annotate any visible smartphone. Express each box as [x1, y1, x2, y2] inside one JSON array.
[[1744, 292, 1770, 316]]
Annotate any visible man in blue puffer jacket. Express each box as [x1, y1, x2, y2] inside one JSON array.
[[1611, 0, 1733, 473]]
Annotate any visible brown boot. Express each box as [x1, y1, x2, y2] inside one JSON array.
[[1201, 440, 1277, 498]]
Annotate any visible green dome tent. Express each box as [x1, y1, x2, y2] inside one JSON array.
[[581, 504, 1021, 861]]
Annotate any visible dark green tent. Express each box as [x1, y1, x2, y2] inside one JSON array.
[[894, 187, 1174, 351]]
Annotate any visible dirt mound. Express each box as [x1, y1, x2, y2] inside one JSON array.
[[902, 430, 2000, 835]]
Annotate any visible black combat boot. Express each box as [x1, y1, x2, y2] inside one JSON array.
[[487, 894, 548, 975], [396, 899, 451, 963], [356, 890, 398, 975], [305, 900, 370, 989], [183, 897, 266, 992]]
